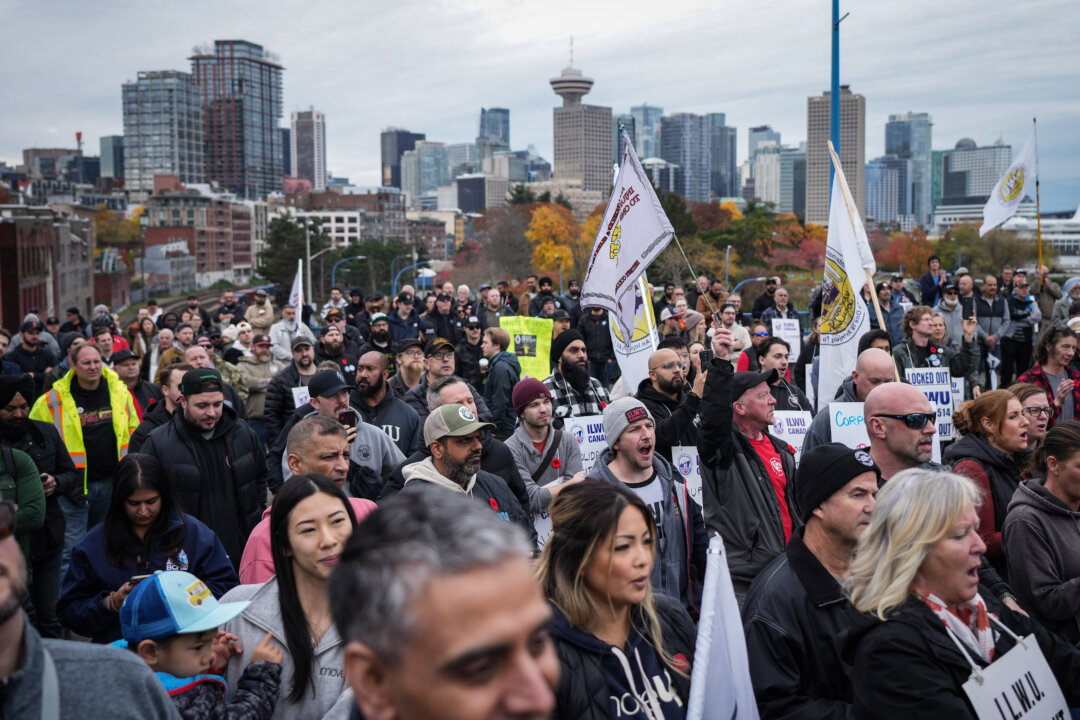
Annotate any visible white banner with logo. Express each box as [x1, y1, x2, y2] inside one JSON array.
[[771, 318, 802, 355], [770, 411, 813, 465], [671, 446, 702, 506], [905, 367, 954, 440], [564, 414, 608, 474]]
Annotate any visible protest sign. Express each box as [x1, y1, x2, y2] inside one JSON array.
[[952, 376, 966, 410], [830, 401, 940, 462], [771, 411, 813, 465], [499, 316, 552, 380], [671, 446, 702, 505], [532, 478, 565, 550], [564, 414, 607, 474], [771, 318, 802, 354], [906, 367, 954, 440]]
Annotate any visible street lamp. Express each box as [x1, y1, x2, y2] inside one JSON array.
[[331, 255, 366, 289], [724, 245, 732, 289]]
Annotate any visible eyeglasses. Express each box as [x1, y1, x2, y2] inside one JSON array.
[[652, 361, 680, 371], [0, 500, 14, 540], [754, 331, 770, 337], [401, 350, 423, 358], [1022, 406, 1052, 418], [873, 412, 936, 429], [430, 351, 454, 361]]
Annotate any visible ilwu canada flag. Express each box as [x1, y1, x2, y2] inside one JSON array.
[[581, 128, 674, 344], [981, 122, 1037, 237]]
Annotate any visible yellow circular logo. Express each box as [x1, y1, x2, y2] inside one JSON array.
[[609, 223, 622, 265], [820, 257, 856, 334], [1000, 167, 1024, 203]]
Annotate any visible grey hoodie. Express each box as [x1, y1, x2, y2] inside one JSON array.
[[505, 423, 584, 513], [220, 578, 354, 720], [1002, 479, 1080, 645]]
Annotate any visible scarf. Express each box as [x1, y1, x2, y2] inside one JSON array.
[[915, 587, 995, 663]]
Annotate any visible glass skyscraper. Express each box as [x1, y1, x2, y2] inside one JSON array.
[[122, 70, 205, 191], [885, 112, 932, 227]]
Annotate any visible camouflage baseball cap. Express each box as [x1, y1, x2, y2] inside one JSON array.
[[422, 403, 495, 447]]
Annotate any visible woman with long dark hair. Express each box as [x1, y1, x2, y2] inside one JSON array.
[[1017, 324, 1080, 426], [538, 480, 696, 719], [55, 453, 237, 643], [943, 389, 1031, 580], [220, 474, 358, 720]]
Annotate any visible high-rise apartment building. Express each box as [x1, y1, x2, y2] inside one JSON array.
[[479, 108, 510, 148], [885, 112, 932, 227], [291, 108, 327, 191], [401, 141, 449, 209], [381, 128, 425, 188], [551, 64, 612, 193], [748, 125, 781, 177], [779, 146, 806, 217], [99, 136, 124, 179], [929, 138, 1013, 223], [122, 71, 204, 191], [755, 145, 782, 206], [446, 142, 476, 178], [806, 85, 866, 225], [630, 104, 664, 159], [189, 40, 284, 199], [614, 114, 636, 164], [708, 114, 737, 198], [280, 128, 291, 175], [866, 155, 913, 226], [660, 113, 710, 203]]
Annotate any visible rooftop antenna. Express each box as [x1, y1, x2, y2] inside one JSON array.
[[569, 36, 574, 66]]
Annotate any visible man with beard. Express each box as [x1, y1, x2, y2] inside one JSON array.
[[129, 363, 192, 452], [0, 504, 180, 719], [243, 287, 275, 333], [358, 313, 396, 377], [577, 306, 616, 390], [519, 274, 539, 316], [234, 334, 284, 446], [752, 277, 780, 318], [325, 308, 363, 357], [400, 403, 535, 544], [803, 348, 896, 452], [344, 288, 366, 327], [586, 397, 708, 615], [212, 290, 244, 326], [352, 292, 385, 341], [454, 284, 474, 317], [563, 278, 582, 321], [863, 382, 942, 480], [264, 337, 317, 446], [528, 276, 565, 317], [184, 294, 211, 328], [140, 368, 267, 567], [353, 351, 422, 456], [268, 304, 313, 362], [403, 338, 491, 424], [479, 287, 511, 333], [181, 345, 248, 421], [315, 325, 358, 378], [637, 347, 706, 461], [420, 293, 463, 344], [654, 282, 677, 320], [497, 279, 519, 314], [387, 337, 423, 397], [455, 316, 485, 391], [543, 330, 611, 419], [321, 286, 348, 321], [5, 321, 55, 399], [111, 349, 162, 422]]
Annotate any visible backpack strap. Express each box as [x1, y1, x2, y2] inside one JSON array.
[[0, 445, 15, 480], [532, 430, 563, 485]]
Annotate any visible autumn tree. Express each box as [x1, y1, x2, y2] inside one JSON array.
[[525, 204, 579, 275], [474, 206, 533, 280], [507, 184, 535, 205], [659, 192, 698, 239], [936, 224, 1055, 276], [95, 204, 143, 248]]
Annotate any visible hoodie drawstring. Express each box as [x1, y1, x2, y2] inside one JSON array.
[[610, 645, 668, 720]]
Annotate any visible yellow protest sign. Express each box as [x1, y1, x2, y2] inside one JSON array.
[[499, 316, 553, 380]]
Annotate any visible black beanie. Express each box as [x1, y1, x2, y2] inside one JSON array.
[[550, 329, 584, 368], [794, 443, 881, 523], [0, 375, 34, 408]]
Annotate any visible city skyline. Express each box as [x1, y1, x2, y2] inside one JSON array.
[[2, 0, 1078, 210]]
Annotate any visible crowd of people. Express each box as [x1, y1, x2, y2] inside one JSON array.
[[3, 261, 1080, 719]]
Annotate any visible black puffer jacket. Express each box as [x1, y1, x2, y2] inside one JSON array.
[[264, 363, 308, 446], [635, 377, 700, 463], [128, 400, 173, 453], [549, 594, 696, 720], [140, 406, 267, 549], [576, 312, 614, 363], [168, 661, 281, 720]]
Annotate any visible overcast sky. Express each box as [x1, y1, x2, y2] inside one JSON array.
[[3, 0, 1078, 211]]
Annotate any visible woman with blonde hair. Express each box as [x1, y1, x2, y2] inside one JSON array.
[[538, 479, 695, 720], [942, 389, 1030, 579], [846, 468, 1080, 718]]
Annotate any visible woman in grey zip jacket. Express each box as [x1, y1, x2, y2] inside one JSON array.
[[220, 475, 359, 720]]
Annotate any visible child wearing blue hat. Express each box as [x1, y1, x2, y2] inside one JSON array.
[[118, 570, 283, 719]]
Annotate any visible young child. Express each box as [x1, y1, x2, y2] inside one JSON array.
[[118, 570, 283, 719]]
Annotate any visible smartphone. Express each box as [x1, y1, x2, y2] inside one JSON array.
[[130, 574, 151, 586], [338, 409, 359, 429], [960, 296, 974, 320], [700, 348, 714, 366]]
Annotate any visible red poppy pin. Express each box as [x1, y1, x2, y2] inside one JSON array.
[[489, 498, 499, 511], [673, 653, 690, 671], [551, 458, 561, 469]]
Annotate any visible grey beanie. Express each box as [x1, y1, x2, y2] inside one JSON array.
[[602, 397, 654, 449]]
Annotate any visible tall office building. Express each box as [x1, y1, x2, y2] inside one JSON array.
[[614, 113, 636, 164], [885, 112, 932, 227], [708, 113, 737, 198], [381, 128, 425, 188], [755, 145, 782, 205], [748, 125, 781, 177], [779, 146, 806, 217], [806, 85, 866, 225], [659, 113, 710, 203], [866, 155, 913, 226], [99, 136, 124, 179], [551, 64, 612, 192], [122, 70, 205, 191], [630, 104, 664, 159], [280, 128, 291, 175], [446, 142, 476, 178], [929, 138, 1013, 223], [401, 141, 449, 208], [479, 108, 510, 148], [190, 40, 284, 199], [290, 108, 327, 191]]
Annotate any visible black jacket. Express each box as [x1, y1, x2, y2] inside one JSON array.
[[635, 377, 700, 463], [351, 385, 421, 457], [483, 351, 521, 439], [314, 343, 358, 378], [401, 376, 492, 426], [264, 363, 308, 446], [0, 419, 79, 558], [455, 341, 484, 392], [419, 311, 462, 344], [548, 595, 696, 720], [846, 590, 1080, 719], [698, 357, 801, 602], [379, 433, 531, 516], [128, 400, 174, 453], [5, 345, 56, 398], [140, 407, 267, 551], [743, 528, 861, 720], [130, 379, 163, 418], [576, 313, 614, 363]]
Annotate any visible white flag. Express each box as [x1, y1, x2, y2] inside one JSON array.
[[609, 276, 659, 395], [818, 150, 876, 405], [581, 128, 675, 342], [981, 123, 1038, 236], [288, 259, 305, 309], [686, 535, 760, 720]]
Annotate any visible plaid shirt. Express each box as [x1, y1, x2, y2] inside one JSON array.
[[544, 370, 610, 418]]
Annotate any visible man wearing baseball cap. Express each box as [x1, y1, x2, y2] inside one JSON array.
[[357, 313, 396, 378], [586, 395, 708, 615], [5, 320, 55, 399], [401, 403, 536, 545], [111, 348, 163, 422], [140, 368, 268, 567], [389, 291, 422, 344], [454, 315, 485, 391], [420, 291, 463, 344], [234, 334, 284, 446], [243, 287, 275, 333], [402, 338, 492, 425], [743, 443, 880, 717]]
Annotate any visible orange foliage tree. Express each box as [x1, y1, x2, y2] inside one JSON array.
[[525, 204, 580, 275]]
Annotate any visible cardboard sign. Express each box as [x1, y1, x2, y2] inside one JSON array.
[[952, 376, 966, 411], [564, 414, 607, 474], [671, 446, 702, 505], [772, 318, 802, 354], [291, 386, 311, 409], [905, 367, 954, 439], [532, 478, 565, 550], [771, 411, 813, 465], [499, 316, 552, 380], [960, 634, 1068, 720], [830, 401, 941, 463]]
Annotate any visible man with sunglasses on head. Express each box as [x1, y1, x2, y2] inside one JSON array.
[[637, 347, 706, 462]]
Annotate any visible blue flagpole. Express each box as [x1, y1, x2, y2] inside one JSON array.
[[830, 0, 840, 191]]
